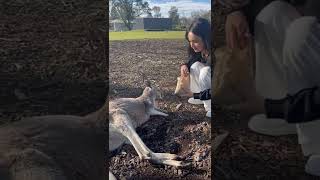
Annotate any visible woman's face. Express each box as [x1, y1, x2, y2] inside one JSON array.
[[188, 32, 205, 53]]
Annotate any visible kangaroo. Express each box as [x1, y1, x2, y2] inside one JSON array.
[[0, 86, 187, 180], [0, 100, 108, 180], [109, 86, 189, 180]]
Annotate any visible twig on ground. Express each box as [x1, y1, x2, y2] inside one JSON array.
[[213, 131, 229, 152]]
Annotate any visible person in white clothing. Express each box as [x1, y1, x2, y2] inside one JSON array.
[[180, 18, 212, 118], [220, 0, 320, 176]]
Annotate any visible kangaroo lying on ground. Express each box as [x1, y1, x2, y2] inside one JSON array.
[[0, 100, 107, 180], [0, 86, 187, 180], [109, 86, 189, 180]]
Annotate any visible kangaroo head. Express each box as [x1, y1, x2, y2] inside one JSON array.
[[141, 86, 157, 108]]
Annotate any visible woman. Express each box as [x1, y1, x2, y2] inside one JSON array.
[[219, 0, 320, 176], [180, 18, 212, 118]]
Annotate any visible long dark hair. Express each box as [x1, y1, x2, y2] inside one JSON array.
[[185, 18, 211, 58]]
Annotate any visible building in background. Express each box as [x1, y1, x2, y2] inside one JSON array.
[[132, 18, 172, 31], [109, 19, 127, 31], [110, 18, 172, 31]]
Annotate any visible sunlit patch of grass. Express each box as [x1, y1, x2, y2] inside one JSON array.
[[109, 30, 185, 41]]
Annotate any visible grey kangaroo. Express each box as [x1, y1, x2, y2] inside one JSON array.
[[0, 100, 108, 180], [0, 86, 187, 180], [109, 86, 189, 179]]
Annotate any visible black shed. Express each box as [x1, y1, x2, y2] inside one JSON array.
[[132, 18, 172, 31]]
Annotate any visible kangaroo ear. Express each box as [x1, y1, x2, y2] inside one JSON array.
[[145, 80, 152, 88]]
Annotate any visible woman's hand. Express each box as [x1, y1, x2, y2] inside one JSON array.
[[180, 64, 189, 77], [225, 11, 251, 49]]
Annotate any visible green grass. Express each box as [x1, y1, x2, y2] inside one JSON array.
[[109, 30, 185, 41]]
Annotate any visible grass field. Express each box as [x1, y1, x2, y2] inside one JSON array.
[[109, 30, 185, 41]]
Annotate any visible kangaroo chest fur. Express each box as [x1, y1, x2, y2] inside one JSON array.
[[109, 97, 152, 151], [108, 87, 186, 180]]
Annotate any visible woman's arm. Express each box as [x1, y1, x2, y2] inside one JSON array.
[[180, 54, 202, 77], [181, 54, 202, 70], [216, 0, 251, 49], [218, 0, 277, 48]]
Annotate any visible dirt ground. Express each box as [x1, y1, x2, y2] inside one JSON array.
[[108, 40, 211, 179], [2, 0, 319, 179], [212, 2, 318, 180], [0, 0, 107, 124], [0, 0, 108, 178]]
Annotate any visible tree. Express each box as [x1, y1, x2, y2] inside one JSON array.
[[179, 17, 191, 30], [168, 6, 179, 27], [110, 5, 119, 20], [110, 0, 151, 30], [152, 6, 161, 18], [191, 10, 211, 22]]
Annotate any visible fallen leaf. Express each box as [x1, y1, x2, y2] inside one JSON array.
[[213, 131, 229, 152], [175, 103, 182, 111]]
